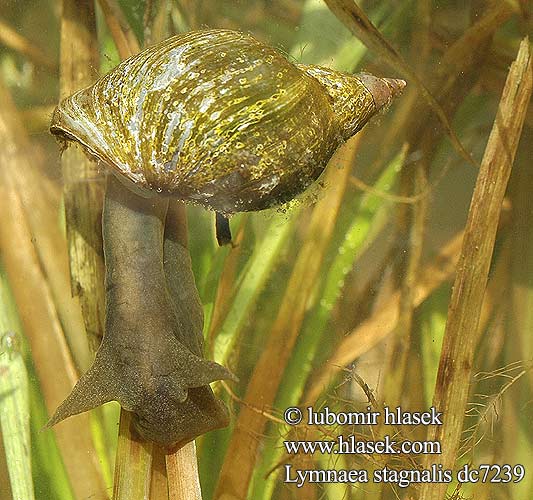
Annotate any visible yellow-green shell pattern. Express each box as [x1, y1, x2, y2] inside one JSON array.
[[50, 29, 403, 213]]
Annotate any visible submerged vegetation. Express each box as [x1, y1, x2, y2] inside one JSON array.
[[0, 1, 532, 499]]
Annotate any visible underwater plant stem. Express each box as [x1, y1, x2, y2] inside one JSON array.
[[420, 37, 532, 500], [163, 202, 204, 356], [162, 202, 206, 496], [113, 411, 155, 499], [60, 0, 106, 355], [166, 442, 202, 499]]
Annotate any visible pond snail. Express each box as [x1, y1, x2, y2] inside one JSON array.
[[49, 29, 405, 448]]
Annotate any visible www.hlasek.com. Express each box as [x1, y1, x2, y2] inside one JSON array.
[[282, 406, 525, 488]]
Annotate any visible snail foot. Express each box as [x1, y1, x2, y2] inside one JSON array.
[[47, 324, 236, 447]]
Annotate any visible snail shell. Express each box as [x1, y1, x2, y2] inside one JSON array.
[[50, 29, 404, 214]]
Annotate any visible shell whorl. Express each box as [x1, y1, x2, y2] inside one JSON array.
[[51, 29, 404, 213]]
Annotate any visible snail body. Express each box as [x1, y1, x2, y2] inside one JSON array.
[[51, 29, 404, 214], [48, 177, 233, 447]]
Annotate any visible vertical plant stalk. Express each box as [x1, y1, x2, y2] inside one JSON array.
[[113, 411, 155, 498], [144, 0, 169, 46], [60, 0, 106, 353], [150, 443, 169, 499], [97, 0, 140, 58], [419, 37, 532, 500], [166, 442, 201, 499], [163, 201, 204, 498]]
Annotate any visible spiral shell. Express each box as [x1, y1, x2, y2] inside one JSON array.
[[51, 29, 404, 213]]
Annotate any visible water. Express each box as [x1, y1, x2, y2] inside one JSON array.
[[1, 1, 532, 499]]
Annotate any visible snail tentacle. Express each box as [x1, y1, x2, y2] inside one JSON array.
[[215, 212, 233, 246]]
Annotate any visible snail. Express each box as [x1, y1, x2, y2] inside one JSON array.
[[49, 29, 405, 447]]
